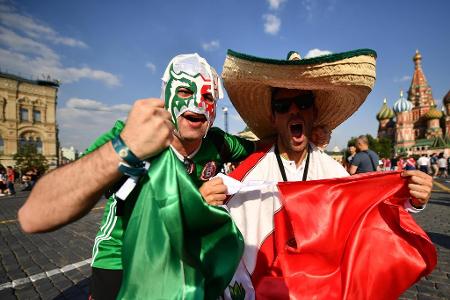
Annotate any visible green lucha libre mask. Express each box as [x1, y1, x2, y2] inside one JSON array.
[[161, 53, 223, 131]]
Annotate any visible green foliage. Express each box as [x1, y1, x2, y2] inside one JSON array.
[[13, 143, 48, 174], [346, 134, 393, 158]]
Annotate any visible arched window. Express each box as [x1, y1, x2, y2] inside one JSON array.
[[0, 136, 4, 154]]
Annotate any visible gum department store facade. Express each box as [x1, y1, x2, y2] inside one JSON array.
[[377, 50, 450, 157], [0, 72, 59, 168]]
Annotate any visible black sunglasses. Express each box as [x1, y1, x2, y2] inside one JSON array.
[[271, 96, 314, 114], [183, 156, 195, 175]]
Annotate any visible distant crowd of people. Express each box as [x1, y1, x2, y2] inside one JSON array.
[[0, 166, 40, 196], [344, 138, 449, 178]]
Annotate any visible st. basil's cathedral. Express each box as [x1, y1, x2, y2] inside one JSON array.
[[376, 50, 450, 156]]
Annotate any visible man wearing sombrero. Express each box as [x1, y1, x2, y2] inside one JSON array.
[[214, 49, 436, 299]]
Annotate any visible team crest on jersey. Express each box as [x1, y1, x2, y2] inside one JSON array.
[[200, 161, 218, 180]]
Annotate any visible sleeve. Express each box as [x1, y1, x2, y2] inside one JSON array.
[[351, 153, 361, 167], [82, 120, 125, 157], [403, 198, 426, 213]]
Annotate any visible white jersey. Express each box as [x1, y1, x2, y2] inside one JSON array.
[[224, 143, 348, 299]]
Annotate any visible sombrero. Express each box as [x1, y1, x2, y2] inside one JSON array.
[[221, 49, 377, 139]]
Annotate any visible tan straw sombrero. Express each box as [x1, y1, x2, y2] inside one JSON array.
[[222, 49, 377, 139]]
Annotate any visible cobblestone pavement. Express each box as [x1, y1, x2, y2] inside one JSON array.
[[0, 180, 449, 300]]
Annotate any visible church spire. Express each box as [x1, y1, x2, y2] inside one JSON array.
[[408, 50, 435, 108]]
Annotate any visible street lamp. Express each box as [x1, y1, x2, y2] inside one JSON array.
[[222, 107, 228, 133]]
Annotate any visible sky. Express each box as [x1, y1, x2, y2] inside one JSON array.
[[0, 0, 449, 152]]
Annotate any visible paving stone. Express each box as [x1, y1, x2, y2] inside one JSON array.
[[7, 269, 26, 280], [417, 294, 444, 300], [39, 287, 62, 299], [15, 287, 40, 300], [0, 190, 446, 299], [23, 265, 43, 276], [0, 289, 16, 300]]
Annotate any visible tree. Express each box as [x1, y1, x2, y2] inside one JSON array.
[[347, 134, 393, 158], [13, 143, 49, 175]]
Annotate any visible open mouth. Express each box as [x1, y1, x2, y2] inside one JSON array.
[[290, 123, 303, 138], [183, 112, 207, 123]]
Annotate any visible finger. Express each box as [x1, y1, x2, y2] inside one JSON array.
[[209, 199, 226, 206], [209, 184, 227, 195], [208, 177, 224, 185], [409, 192, 429, 205], [206, 193, 227, 203], [145, 98, 165, 107], [402, 171, 432, 186], [407, 183, 431, 194]]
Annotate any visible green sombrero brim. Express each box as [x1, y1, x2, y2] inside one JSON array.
[[222, 49, 377, 139]]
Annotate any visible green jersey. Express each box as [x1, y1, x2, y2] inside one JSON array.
[[89, 120, 254, 270]]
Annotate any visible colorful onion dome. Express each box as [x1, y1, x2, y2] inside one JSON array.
[[393, 90, 413, 113], [444, 90, 450, 105], [424, 106, 442, 120], [376, 98, 395, 120]]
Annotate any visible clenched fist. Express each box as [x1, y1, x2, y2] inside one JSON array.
[[199, 177, 228, 206], [120, 98, 174, 160]]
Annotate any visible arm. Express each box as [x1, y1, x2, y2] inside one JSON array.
[[18, 99, 173, 233], [349, 164, 358, 175]]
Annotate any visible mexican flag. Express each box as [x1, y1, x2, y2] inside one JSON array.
[[117, 149, 244, 299], [225, 147, 437, 299]]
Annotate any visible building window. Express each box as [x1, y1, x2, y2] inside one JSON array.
[[33, 110, 41, 122], [20, 108, 28, 121], [35, 137, 43, 154], [18, 136, 27, 150], [0, 137, 3, 154]]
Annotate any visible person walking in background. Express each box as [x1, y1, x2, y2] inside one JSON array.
[[430, 153, 439, 177], [397, 156, 405, 171], [437, 153, 448, 178], [405, 156, 416, 170], [417, 154, 430, 174], [6, 166, 15, 196], [391, 155, 398, 170], [349, 135, 380, 174], [345, 144, 356, 172], [384, 157, 392, 171]]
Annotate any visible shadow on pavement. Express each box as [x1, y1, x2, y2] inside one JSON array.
[[56, 278, 90, 300], [427, 232, 450, 249]]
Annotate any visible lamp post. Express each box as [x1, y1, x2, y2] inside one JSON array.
[[222, 107, 228, 133]]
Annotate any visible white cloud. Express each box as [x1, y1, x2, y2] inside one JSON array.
[[58, 98, 131, 150], [267, 0, 286, 10], [66, 98, 131, 112], [0, 2, 119, 87], [304, 48, 333, 58], [0, 4, 87, 48], [394, 75, 412, 83], [263, 14, 281, 35], [202, 40, 220, 51], [146, 62, 156, 74]]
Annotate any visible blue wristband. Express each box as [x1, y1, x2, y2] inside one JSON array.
[[112, 135, 143, 167]]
